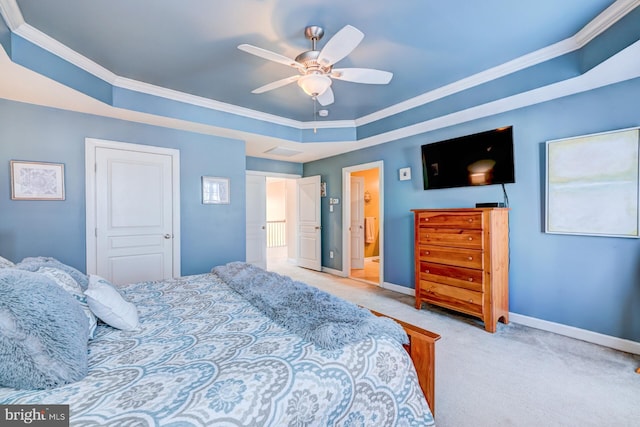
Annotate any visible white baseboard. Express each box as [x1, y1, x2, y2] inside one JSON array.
[[380, 281, 640, 355], [382, 281, 414, 296], [509, 313, 640, 355], [322, 266, 347, 277]]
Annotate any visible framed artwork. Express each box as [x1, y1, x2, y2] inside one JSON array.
[[399, 167, 412, 181], [202, 176, 230, 204], [545, 127, 639, 238], [10, 160, 65, 200]]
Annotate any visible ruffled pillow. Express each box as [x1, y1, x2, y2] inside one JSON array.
[[0, 269, 89, 389], [36, 266, 98, 339], [16, 257, 89, 291], [84, 275, 140, 331], [0, 255, 15, 269]]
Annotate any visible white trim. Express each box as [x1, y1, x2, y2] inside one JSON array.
[[574, 0, 640, 46], [85, 138, 181, 278], [342, 161, 384, 286], [17, 24, 117, 84], [379, 280, 640, 354], [321, 266, 346, 277], [509, 312, 640, 355], [381, 281, 414, 296], [356, 0, 640, 126], [113, 76, 320, 129], [0, 0, 23, 30]]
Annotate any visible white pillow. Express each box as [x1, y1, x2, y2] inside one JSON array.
[[84, 275, 140, 331], [36, 267, 97, 339]]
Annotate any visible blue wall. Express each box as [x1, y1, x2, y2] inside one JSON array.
[[0, 99, 246, 275], [304, 77, 640, 342]]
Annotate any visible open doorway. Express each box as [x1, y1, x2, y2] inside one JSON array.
[[265, 177, 298, 267], [343, 161, 383, 286]]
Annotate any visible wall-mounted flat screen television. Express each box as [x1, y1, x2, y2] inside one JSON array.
[[421, 126, 515, 190]]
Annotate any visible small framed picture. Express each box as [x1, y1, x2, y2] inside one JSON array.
[[202, 176, 230, 204], [399, 167, 412, 181], [11, 160, 65, 200]]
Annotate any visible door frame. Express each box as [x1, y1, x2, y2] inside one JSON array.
[[85, 138, 181, 277], [342, 160, 384, 285], [245, 170, 302, 266]]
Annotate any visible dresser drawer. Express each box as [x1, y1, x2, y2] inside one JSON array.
[[418, 245, 483, 269], [419, 280, 483, 316], [418, 228, 483, 249], [417, 211, 483, 229], [419, 262, 483, 292]]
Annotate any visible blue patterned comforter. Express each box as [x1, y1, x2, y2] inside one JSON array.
[[0, 273, 434, 426]]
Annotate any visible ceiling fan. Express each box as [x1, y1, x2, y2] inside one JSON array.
[[238, 25, 393, 106]]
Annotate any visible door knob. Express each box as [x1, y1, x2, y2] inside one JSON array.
[[164, 234, 172, 239]]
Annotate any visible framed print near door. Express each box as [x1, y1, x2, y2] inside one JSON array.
[[10, 160, 65, 200], [545, 127, 639, 238], [202, 176, 230, 204]]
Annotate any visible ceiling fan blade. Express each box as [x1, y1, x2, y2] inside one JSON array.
[[316, 87, 334, 106], [238, 44, 303, 70], [252, 75, 300, 94], [331, 68, 393, 84], [316, 25, 364, 67]]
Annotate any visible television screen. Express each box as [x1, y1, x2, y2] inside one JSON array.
[[422, 126, 515, 190]]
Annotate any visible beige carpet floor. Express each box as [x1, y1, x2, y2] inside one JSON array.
[[268, 260, 640, 427]]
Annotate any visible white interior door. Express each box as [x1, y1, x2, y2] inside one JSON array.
[[246, 174, 267, 269], [350, 176, 365, 269], [95, 147, 175, 285], [297, 175, 321, 271]]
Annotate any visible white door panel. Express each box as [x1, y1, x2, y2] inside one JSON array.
[[96, 147, 174, 285], [350, 176, 365, 269], [246, 174, 267, 268], [297, 175, 321, 271]]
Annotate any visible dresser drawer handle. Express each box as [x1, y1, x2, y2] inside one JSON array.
[[468, 299, 474, 303], [467, 256, 473, 260], [425, 251, 430, 255], [468, 236, 473, 241], [425, 269, 430, 274], [425, 234, 430, 238], [424, 218, 430, 222], [467, 218, 473, 223], [468, 277, 474, 282]]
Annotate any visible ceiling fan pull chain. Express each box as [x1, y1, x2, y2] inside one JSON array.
[[313, 97, 318, 134]]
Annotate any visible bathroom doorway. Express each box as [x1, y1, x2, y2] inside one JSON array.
[[343, 161, 383, 286]]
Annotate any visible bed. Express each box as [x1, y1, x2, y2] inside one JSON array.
[[0, 258, 438, 426]]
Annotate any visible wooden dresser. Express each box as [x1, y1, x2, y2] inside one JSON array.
[[412, 208, 509, 333]]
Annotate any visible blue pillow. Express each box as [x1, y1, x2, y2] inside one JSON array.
[[0, 269, 89, 390]]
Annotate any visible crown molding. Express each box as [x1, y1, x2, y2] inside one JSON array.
[[355, 37, 577, 126], [356, 0, 639, 126], [114, 76, 304, 128], [14, 23, 117, 83], [3, 0, 638, 131], [0, 0, 23, 30], [575, 0, 640, 46]]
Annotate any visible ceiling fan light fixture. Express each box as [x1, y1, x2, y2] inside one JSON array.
[[297, 73, 332, 97]]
